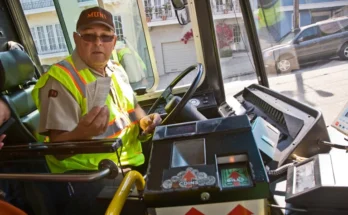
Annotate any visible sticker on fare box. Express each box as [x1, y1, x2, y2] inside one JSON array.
[[162, 167, 216, 189]]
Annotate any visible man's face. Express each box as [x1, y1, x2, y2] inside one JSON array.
[[74, 24, 116, 69]]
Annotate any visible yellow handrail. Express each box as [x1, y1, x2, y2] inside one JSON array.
[[105, 170, 145, 215]]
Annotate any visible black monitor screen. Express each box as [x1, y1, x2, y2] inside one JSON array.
[[171, 138, 205, 168]]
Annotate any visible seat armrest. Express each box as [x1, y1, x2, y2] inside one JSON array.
[[0, 138, 122, 160]]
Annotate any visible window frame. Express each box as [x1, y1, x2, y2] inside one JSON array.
[[319, 21, 343, 37], [339, 19, 348, 32], [113, 15, 124, 42], [55, 23, 67, 50], [297, 26, 320, 43], [30, 24, 68, 55]]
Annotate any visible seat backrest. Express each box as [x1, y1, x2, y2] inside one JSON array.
[[0, 49, 43, 145]]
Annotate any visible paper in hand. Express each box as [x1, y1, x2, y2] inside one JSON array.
[[86, 77, 111, 111]]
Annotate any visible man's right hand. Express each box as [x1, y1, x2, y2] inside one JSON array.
[[74, 106, 110, 139], [49, 106, 109, 160], [49, 106, 110, 143]]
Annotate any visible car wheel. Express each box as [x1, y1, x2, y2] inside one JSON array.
[[339, 43, 348, 60], [276, 59, 292, 73]]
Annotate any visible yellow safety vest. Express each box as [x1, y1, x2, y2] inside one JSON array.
[[256, 0, 283, 28], [32, 56, 144, 173], [117, 48, 147, 71]]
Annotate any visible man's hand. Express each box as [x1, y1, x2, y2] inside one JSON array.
[[49, 106, 110, 142], [0, 100, 10, 127], [139, 113, 162, 134], [73, 106, 110, 139], [0, 134, 5, 149], [49, 106, 109, 160]]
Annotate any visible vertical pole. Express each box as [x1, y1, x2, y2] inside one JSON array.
[[52, 0, 73, 54], [98, 0, 105, 8], [293, 0, 300, 30]]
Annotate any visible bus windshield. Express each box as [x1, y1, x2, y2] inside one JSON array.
[[250, 0, 348, 124], [18, 0, 348, 124]]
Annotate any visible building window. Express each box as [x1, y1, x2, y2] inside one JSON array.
[[144, 0, 151, 7], [215, 0, 223, 12], [232, 25, 241, 43], [55, 24, 67, 50], [30, 27, 40, 52], [37, 26, 48, 52], [30, 24, 67, 54], [113, 15, 124, 41], [46, 25, 57, 51], [154, 0, 162, 18]]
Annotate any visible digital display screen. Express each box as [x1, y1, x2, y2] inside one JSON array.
[[166, 123, 196, 136], [171, 138, 205, 168], [220, 165, 252, 188], [295, 160, 316, 194]]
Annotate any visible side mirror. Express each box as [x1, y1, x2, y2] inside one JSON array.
[[175, 6, 190, 25], [297, 37, 304, 43], [171, 0, 187, 10], [171, 0, 190, 25]]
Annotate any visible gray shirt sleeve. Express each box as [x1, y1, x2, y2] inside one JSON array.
[[38, 77, 81, 134]]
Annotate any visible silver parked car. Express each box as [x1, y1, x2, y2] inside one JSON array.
[[263, 16, 348, 74]]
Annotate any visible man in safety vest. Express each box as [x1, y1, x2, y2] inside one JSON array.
[[31, 6, 162, 214], [32, 7, 161, 173], [117, 46, 147, 85]]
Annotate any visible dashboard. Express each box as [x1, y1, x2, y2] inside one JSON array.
[[227, 84, 330, 167], [142, 84, 330, 167], [147, 90, 218, 117]]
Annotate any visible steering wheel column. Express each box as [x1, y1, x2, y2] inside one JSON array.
[[147, 64, 206, 125], [165, 96, 206, 123]]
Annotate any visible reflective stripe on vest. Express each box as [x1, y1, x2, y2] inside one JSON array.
[[55, 60, 138, 139], [95, 109, 138, 139], [55, 60, 87, 97]]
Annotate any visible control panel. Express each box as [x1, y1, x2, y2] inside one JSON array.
[[218, 102, 235, 117], [332, 101, 348, 135], [286, 153, 348, 210], [218, 96, 247, 117], [235, 84, 330, 167], [153, 91, 217, 115], [188, 92, 216, 109], [146, 116, 269, 207]]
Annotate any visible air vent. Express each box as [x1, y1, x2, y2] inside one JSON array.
[[244, 91, 286, 128]]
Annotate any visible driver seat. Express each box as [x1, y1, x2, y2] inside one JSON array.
[[0, 49, 60, 215], [0, 49, 45, 145]]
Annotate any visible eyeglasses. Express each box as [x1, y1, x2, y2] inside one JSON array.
[[76, 32, 115, 43]]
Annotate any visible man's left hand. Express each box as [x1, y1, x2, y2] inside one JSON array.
[[139, 113, 162, 134]]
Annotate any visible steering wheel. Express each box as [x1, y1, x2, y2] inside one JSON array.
[[147, 63, 203, 125]]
